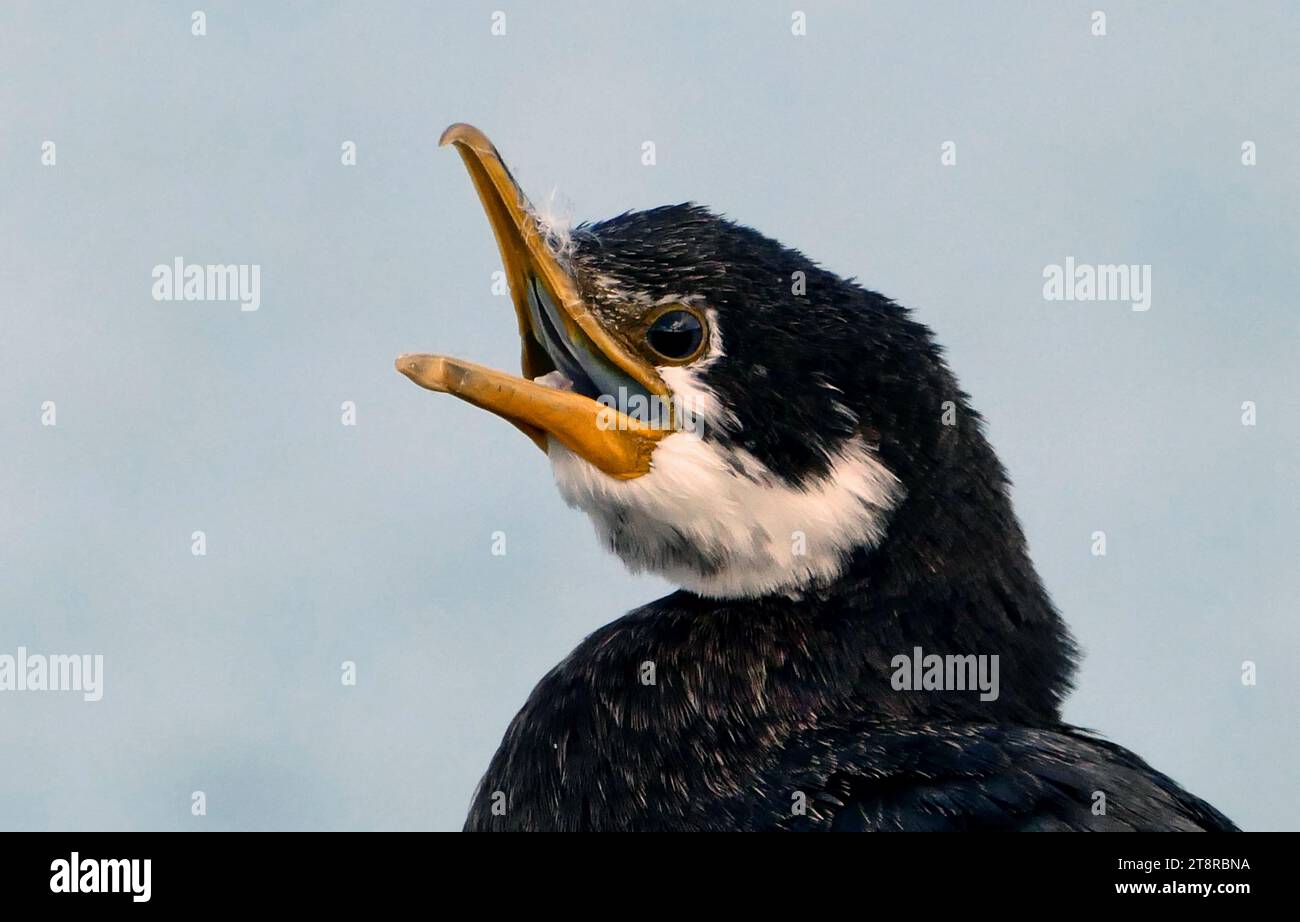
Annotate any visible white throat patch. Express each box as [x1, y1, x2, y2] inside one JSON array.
[[548, 431, 903, 599]]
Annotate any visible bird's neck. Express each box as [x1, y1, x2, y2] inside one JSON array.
[[663, 407, 1077, 725], [466, 468, 1074, 830], [790, 409, 1077, 723], [836, 496, 1075, 723], [651, 515, 1074, 729]]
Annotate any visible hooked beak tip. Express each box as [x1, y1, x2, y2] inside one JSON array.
[[395, 353, 429, 383], [439, 122, 487, 150]]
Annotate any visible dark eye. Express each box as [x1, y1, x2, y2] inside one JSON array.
[[645, 309, 705, 362]]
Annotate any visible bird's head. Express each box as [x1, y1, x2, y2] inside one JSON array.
[[399, 125, 981, 600]]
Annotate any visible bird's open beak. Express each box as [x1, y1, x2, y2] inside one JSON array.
[[396, 123, 671, 480]]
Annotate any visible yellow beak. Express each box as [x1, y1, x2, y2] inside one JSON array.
[[395, 123, 671, 480], [396, 353, 666, 477]]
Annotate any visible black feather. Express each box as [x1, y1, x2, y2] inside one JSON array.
[[463, 206, 1236, 832]]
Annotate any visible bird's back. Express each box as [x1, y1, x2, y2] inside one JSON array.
[[739, 721, 1238, 831]]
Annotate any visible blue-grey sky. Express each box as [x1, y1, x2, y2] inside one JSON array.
[[1, 1, 1296, 831]]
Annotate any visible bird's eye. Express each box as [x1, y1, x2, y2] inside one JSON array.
[[645, 309, 706, 363]]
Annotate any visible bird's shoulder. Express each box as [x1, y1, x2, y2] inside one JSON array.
[[750, 721, 1237, 831]]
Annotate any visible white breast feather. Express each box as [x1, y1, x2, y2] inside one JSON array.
[[548, 428, 902, 600]]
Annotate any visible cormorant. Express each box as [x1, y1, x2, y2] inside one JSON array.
[[397, 124, 1237, 832]]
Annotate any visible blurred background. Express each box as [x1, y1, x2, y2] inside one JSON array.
[[1, 1, 1296, 830]]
